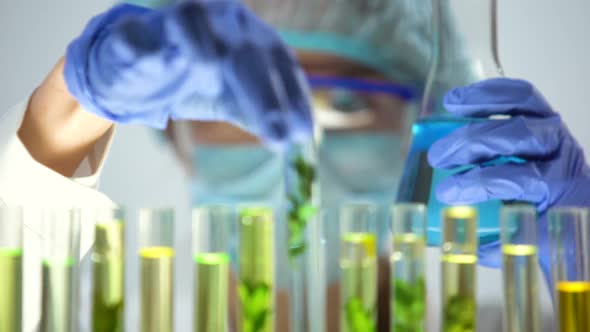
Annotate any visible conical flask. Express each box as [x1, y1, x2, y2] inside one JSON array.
[[398, 0, 506, 246]]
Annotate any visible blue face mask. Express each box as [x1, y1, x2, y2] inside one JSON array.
[[121, 0, 172, 9], [190, 144, 282, 205], [320, 132, 404, 202]]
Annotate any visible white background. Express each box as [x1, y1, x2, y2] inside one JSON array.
[[0, 0, 587, 330]]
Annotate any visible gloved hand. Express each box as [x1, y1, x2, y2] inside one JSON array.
[[64, 1, 312, 147], [427, 78, 590, 282]]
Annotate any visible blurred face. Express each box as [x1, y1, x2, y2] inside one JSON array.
[[169, 51, 409, 145]]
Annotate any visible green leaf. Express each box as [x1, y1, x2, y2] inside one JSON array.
[[294, 155, 304, 168], [392, 278, 426, 331], [344, 297, 375, 332], [286, 152, 318, 260], [288, 219, 302, 232], [443, 295, 476, 332], [394, 279, 413, 305], [298, 181, 309, 199], [289, 243, 306, 258], [297, 203, 318, 221], [238, 283, 250, 303], [307, 167, 316, 181], [287, 194, 302, 208], [253, 309, 270, 331], [288, 234, 301, 248], [238, 281, 272, 332], [252, 283, 270, 303]]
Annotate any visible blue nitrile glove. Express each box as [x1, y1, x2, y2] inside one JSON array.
[[427, 78, 590, 282], [64, 1, 312, 146]]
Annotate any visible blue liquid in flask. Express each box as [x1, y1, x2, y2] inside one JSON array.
[[398, 117, 503, 246]]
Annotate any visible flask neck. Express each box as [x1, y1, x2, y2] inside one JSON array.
[[444, 0, 502, 78], [421, 0, 503, 118]]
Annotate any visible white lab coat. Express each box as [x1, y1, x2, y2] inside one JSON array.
[[0, 101, 556, 332], [0, 101, 115, 332]]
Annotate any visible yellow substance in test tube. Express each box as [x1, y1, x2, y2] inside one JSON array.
[[502, 244, 537, 256], [140, 247, 174, 332], [194, 252, 230, 332], [41, 258, 75, 332], [343, 233, 377, 257], [441, 254, 478, 264], [441, 206, 478, 332], [341, 232, 377, 332], [0, 248, 22, 332], [502, 244, 539, 332], [446, 206, 477, 219], [557, 281, 590, 332], [93, 221, 124, 332]]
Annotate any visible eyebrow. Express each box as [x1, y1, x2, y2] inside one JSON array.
[[303, 62, 383, 79], [297, 52, 386, 79]]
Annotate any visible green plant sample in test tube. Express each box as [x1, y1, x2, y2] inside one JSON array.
[[441, 254, 477, 332], [287, 154, 318, 260], [341, 232, 377, 332], [92, 221, 124, 332], [41, 258, 75, 332], [0, 248, 22, 332], [391, 233, 426, 332], [239, 208, 274, 332], [391, 203, 427, 332], [392, 278, 426, 332], [194, 252, 230, 332]]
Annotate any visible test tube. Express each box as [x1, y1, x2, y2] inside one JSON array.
[[0, 207, 23, 332], [139, 208, 175, 332], [193, 206, 232, 332], [237, 207, 275, 332], [549, 207, 590, 332], [91, 208, 125, 332], [340, 202, 378, 332], [441, 206, 478, 332], [500, 205, 540, 332], [284, 143, 320, 332], [41, 208, 81, 332], [391, 203, 426, 332]]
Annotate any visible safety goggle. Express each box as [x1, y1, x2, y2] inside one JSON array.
[[306, 75, 418, 129], [308, 75, 417, 101]]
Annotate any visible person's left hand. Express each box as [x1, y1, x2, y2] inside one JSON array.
[[427, 78, 590, 281]]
